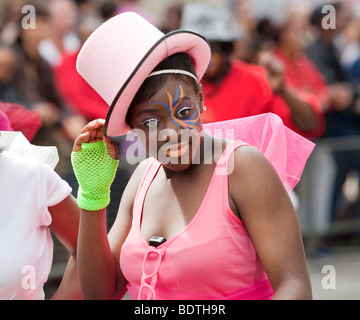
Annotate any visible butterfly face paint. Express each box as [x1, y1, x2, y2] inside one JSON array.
[[150, 84, 201, 132]]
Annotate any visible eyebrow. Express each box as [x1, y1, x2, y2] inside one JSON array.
[[177, 96, 192, 104], [135, 108, 160, 117], [150, 96, 193, 108]]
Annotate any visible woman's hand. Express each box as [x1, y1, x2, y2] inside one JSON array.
[[73, 119, 118, 160], [71, 118, 119, 212], [257, 51, 285, 94]]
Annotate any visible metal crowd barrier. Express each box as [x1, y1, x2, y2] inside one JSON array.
[[297, 135, 360, 254]]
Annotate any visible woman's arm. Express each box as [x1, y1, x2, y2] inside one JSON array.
[[48, 194, 82, 300], [259, 51, 320, 133], [229, 146, 312, 300], [73, 119, 148, 299], [77, 207, 117, 299], [77, 158, 149, 300], [72, 119, 119, 299], [277, 88, 319, 132]]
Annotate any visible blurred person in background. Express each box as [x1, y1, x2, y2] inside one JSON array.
[[0, 44, 25, 104], [38, 0, 81, 68], [54, 14, 108, 121], [99, 0, 118, 21], [306, 2, 360, 220], [9, 1, 83, 177], [75, 0, 102, 20], [339, 6, 360, 90], [160, 2, 183, 34], [233, 0, 258, 57], [0, 41, 42, 141], [180, 2, 272, 124], [234, 0, 257, 36], [0, 0, 24, 46], [116, 0, 159, 27], [306, 2, 353, 115], [180, 2, 324, 140], [254, 4, 329, 139]]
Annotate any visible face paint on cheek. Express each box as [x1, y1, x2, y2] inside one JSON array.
[[150, 84, 201, 131]]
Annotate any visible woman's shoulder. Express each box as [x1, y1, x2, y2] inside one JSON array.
[[210, 136, 255, 168], [229, 143, 278, 182], [1, 151, 42, 173], [121, 157, 155, 202], [132, 157, 155, 180]]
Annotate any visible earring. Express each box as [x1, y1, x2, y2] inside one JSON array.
[[203, 105, 207, 112]]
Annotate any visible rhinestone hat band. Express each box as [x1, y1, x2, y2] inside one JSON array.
[[147, 69, 198, 83]]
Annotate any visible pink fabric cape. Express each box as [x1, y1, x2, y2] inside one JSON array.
[[203, 112, 315, 191]]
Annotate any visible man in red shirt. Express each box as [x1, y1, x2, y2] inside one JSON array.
[[54, 50, 109, 121], [181, 3, 325, 139], [54, 15, 109, 121]]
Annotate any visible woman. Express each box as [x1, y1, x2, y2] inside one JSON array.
[[72, 12, 313, 300]]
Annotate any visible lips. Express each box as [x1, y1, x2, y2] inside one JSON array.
[[162, 142, 190, 158]]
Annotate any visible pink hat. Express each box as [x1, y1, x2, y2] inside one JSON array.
[[76, 12, 211, 137]]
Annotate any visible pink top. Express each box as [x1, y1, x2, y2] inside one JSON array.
[[120, 113, 315, 300], [120, 140, 274, 300]]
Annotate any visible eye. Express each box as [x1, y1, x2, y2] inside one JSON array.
[[176, 107, 192, 119], [141, 118, 159, 128]]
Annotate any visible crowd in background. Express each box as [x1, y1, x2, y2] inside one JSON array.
[[0, 0, 360, 232]]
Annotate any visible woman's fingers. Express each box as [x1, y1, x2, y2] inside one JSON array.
[[73, 119, 106, 152], [72, 119, 119, 160], [72, 119, 118, 160], [73, 132, 90, 152], [104, 136, 119, 160], [80, 119, 105, 134]]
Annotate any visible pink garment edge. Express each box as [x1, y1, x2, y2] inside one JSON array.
[[203, 112, 315, 191]]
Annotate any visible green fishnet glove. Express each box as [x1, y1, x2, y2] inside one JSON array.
[[71, 140, 119, 211]]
